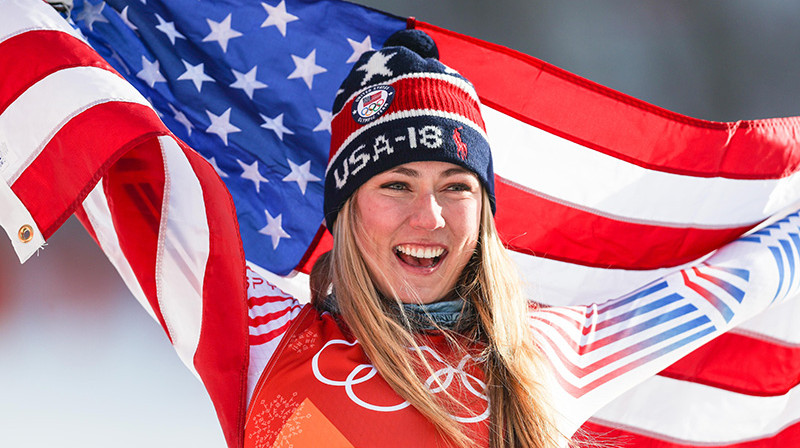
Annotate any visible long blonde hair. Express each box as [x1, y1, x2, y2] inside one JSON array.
[[310, 192, 564, 448]]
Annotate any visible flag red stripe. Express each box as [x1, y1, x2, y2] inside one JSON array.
[[581, 419, 800, 447], [100, 138, 169, 337], [658, 332, 800, 396], [495, 178, 752, 270], [179, 143, 249, 448], [121, 183, 161, 235], [296, 225, 332, 274], [0, 29, 117, 115], [417, 21, 800, 180], [11, 102, 167, 239]]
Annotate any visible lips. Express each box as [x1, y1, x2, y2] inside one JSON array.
[[394, 244, 446, 269]]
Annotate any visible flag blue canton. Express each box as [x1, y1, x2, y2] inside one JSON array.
[[69, 0, 405, 275]]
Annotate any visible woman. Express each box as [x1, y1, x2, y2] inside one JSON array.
[[243, 30, 564, 448]]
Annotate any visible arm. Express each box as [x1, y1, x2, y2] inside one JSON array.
[[530, 211, 800, 436]]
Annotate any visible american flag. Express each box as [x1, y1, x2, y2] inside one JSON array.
[[3, 0, 800, 446], [68, 0, 404, 277]]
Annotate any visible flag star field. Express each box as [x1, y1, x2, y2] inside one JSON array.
[[71, 0, 405, 275]]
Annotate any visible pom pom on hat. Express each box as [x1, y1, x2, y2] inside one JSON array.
[[383, 29, 440, 60], [323, 29, 495, 230]]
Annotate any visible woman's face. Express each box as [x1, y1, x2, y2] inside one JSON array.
[[353, 161, 482, 304]]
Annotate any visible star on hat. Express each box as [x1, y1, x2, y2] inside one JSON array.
[[356, 51, 395, 86]]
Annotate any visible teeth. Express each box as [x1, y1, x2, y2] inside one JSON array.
[[395, 244, 445, 259]]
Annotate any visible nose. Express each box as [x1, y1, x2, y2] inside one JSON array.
[[409, 192, 445, 230]]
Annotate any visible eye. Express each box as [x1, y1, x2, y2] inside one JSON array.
[[445, 182, 472, 192], [380, 181, 409, 191]]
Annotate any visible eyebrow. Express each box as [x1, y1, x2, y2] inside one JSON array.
[[388, 166, 472, 178], [389, 167, 419, 177]]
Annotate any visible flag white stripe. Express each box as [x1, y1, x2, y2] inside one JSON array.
[[156, 136, 209, 377], [0, 0, 83, 43], [592, 375, 800, 444], [0, 170, 44, 262], [485, 105, 800, 227], [81, 181, 157, 321], [0, 66, 151, 184], [509, 249, 703, 306], [732, 294, 800, 344]]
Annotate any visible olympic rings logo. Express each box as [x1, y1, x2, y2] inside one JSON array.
[[311, 339, 489, 423], [359, 98, 386, 117], [351, 85, 395, 124]]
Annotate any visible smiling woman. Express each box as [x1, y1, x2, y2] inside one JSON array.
[[353, 162, 482, 304], [294, 30, 563, 447], [241, 27, 800, 448]]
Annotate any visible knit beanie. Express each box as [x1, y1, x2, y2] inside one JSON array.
[[323, 29, 495, 229]]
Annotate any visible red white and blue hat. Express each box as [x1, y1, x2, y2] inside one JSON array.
[[324, 29, 495, 229]]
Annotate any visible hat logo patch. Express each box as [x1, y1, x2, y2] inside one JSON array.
[[352, 85, 395, 124]]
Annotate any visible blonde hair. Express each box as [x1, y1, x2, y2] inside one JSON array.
[[311, 193, 564, 448]]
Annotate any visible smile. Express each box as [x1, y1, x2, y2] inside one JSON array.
[[394, 244, 447, 269]]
